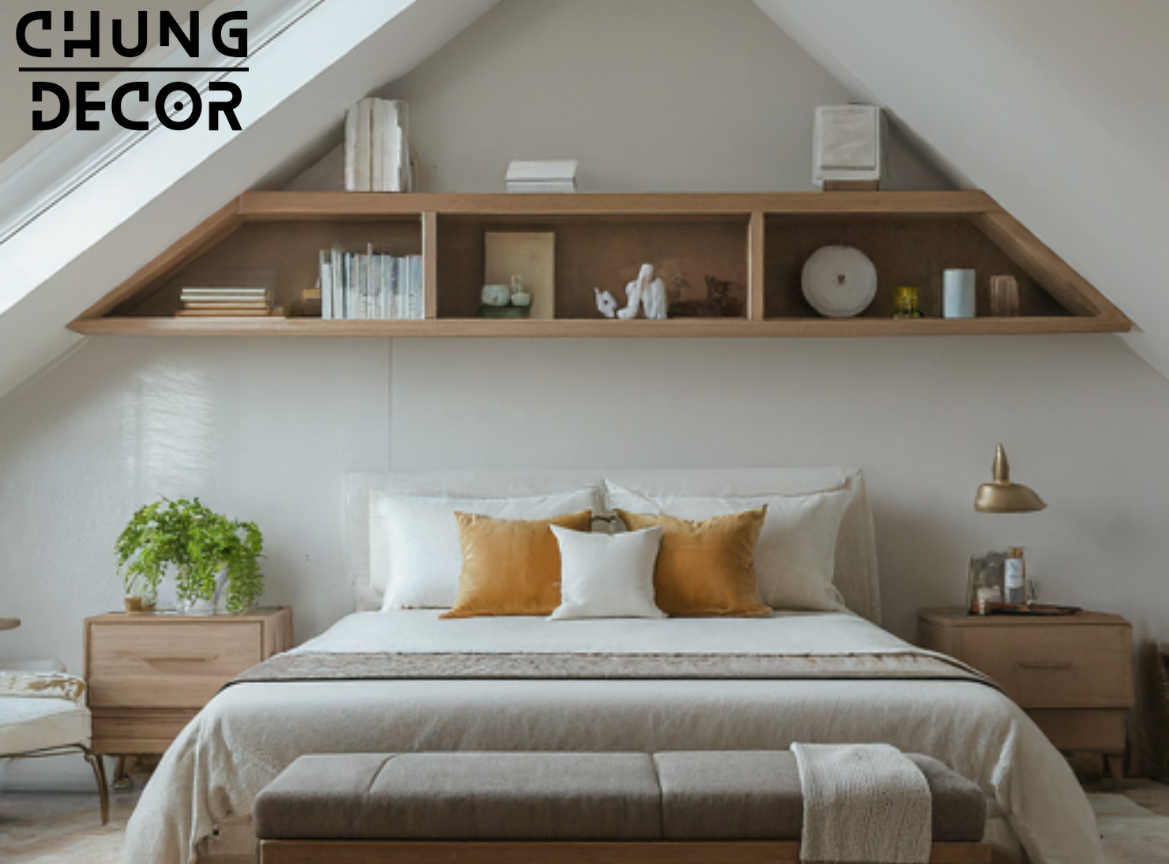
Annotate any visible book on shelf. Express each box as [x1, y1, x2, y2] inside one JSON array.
[[318, 245, 424, 320], [345, 98, 413, 193], [506, 160, 578, 193], [176, 287, 276, 318]]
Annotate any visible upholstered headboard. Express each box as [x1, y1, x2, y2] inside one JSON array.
[[343, 467, 881, 624]]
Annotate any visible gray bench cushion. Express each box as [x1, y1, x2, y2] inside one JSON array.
[[254, 753, 662, 840], [254, 751, 987, 843]]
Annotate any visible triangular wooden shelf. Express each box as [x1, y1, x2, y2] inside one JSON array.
[[70, 191, 1129, 337]]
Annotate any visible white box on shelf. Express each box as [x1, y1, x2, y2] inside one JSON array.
[[813, 105, 885, 189]]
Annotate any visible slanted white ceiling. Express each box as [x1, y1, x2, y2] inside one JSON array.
[[1, 0, 1166, 399], [753, 0, 1169, 379]]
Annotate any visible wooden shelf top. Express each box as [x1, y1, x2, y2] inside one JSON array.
[[237, 190, 1001, 219], [70, 315, 1125, 338], [86, 607, 290, 624], [918, 607, 1129, 627]]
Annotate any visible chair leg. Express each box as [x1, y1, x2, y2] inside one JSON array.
[[80, 745, 110, 825]]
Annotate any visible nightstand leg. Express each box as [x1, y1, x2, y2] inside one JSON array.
[[1106, 754, 1125, 793], [112, 755, 132, 790]]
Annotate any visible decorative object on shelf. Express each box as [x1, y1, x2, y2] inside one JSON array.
[[345, 98, 414, 192], [485, 232, 555, 319], [506, 160, 578, 193], [299, 287, 322, 319], [115, 498, 265, 616], [667, 275, 745, 318], [801, 245, 878, 318], [510, 276, 532, 307], [595, 288, 619, 318], [176, 287, 277, 319], [990, 275, 1020, 317], [813, 104, 885, 191], [481, 284, 511, 307], [320, 245, 423, 320], [892, 286, 922, 319], [477, 280, 531, 318], [943, 269, 977, 319], [613, 264, 668, 321], [974, 444, 1046, 513]]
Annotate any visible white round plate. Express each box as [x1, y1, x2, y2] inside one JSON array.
[[801, 245, 878, 318]]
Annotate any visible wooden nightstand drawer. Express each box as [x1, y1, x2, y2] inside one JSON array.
[[88, 620, 262, 708], [953, 623, 1132, 709]]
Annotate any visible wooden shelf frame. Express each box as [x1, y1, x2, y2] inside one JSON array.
[[71, 191, 1130, 338]]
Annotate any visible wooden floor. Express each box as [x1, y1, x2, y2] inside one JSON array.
[[4, 778, 1169, 863]]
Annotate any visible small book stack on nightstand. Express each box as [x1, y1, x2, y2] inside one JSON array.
[[917, 607, 1134, 789]]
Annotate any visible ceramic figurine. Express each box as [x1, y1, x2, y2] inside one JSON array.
[[617, 263, 655, 320], [643, 276, 667, 320], [510, 275, 531, 307], [595, 288, 618, 318], [481, 284, 511, 307]]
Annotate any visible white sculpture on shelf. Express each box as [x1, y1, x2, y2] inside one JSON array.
[[594, 288, 618, 318], [510, 275, 532, 307], [615, 263, 667, 320]]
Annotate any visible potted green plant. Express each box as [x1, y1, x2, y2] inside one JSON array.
[[115, 498, 265, 615]]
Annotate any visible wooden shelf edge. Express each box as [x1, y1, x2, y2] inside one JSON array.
[[237, 190, 999, 219], [68, 315, 1131, 339]]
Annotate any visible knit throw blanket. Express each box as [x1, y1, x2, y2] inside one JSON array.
[[792, 742, 932, 864]]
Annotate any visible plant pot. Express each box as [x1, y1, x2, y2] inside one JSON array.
[[124, 596, 156, 614], [178, 598, 217, 616]]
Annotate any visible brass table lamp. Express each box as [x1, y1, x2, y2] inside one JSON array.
[[975, 444, 1046, 514]]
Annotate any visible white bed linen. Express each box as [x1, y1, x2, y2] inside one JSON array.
[[122, 611, 1103, 864]]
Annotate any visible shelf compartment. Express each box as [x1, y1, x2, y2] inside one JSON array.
[[763, 214, 1068, 321], [435, 214, 750, 320], [107, 216, 423, 319]]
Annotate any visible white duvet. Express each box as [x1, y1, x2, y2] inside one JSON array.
[[122, 611, 1103, 864]]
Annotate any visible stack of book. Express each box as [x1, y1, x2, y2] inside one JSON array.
[[345, 98, 414, 192], [177, 288, 275, 317], [506, 160, 578, 193], [319, 245, 424, 320]]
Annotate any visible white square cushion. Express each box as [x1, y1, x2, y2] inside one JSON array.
[[0, 698, 91, 755], [606, 483, 850, 611], [550, 526, 665, 620], [378, 487, 600, 610]]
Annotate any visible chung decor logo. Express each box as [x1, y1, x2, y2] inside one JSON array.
[[17, 10, 247, 132]]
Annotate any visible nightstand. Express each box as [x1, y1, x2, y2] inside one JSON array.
[[917, 607, 1133, 789], [84, 607, 293, 780]]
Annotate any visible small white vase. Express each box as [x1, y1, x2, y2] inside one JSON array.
[[179, 598, 217, 616]]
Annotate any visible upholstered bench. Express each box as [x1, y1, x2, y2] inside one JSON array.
[[254, 751, 991, 864]]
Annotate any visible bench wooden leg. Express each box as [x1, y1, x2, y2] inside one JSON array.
[[1106, 753, 1125, 793], [259, 840, 993, 864]]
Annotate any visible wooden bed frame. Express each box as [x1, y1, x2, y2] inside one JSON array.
[[259, 840, 993, 864]]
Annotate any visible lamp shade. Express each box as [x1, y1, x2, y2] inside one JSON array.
[[974, 444, 1046, 513]]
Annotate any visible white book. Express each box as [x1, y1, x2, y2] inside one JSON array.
[[506, 160, 578, 183], [348, 98, 375, 192], [344, 105, 359, 191], [507, 180, 577, 194], [320, 254, 333, 320], [330, 246, 343, 320], [409, 254, 424, 319]]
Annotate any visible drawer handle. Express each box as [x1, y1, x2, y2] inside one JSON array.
[[142, 656, 214, 663], [1015, 660, 1072, 670]]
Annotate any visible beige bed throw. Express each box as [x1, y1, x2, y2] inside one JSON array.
[[792, 742, 932, 864]]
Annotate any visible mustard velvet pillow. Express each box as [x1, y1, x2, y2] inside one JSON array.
[[615, 507, 771, 617], [441, 510, 593, 619]]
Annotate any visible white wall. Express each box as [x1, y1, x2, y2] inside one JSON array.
[[3, 0, 1167, 782]]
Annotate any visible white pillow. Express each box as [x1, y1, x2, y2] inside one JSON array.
[[605, 483, 850, 612], [550, 526, 665, 620], [378, 488, 598, 610]]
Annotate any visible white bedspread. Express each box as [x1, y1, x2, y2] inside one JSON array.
[[121, 611, 1103, 864]]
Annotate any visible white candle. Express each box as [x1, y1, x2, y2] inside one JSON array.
[[943, 269, 976, 318]]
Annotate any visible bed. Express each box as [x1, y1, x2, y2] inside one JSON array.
[[120, 468, 1104, 864]]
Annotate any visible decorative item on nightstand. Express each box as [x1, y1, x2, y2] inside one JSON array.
[[116, 498, 265, 615]]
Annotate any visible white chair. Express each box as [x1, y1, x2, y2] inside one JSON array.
[[0, 658, 110, 824]]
